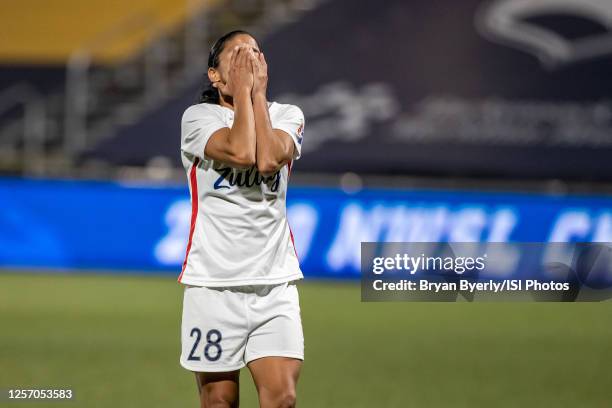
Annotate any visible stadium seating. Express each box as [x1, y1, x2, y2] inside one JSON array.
[[4, 0, 612, 182], [0, 0, 231, 175], [0, 0, 307, 176], [85, 0, 612, 183], [0, 0, 219, 64]]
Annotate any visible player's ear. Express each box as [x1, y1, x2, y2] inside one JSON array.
[[207, 67, 219, 86]]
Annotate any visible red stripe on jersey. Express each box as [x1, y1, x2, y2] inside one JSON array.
[[178, 157, 200, 282], [288, 221, 299, 261], [286, 160, 298, 259]]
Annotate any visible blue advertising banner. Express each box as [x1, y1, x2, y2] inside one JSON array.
[[0, 178, 611, 279]]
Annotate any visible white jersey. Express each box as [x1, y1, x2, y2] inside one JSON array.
[[178, 101, 305, 287]]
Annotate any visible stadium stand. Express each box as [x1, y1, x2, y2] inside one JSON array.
[[3, 0, 612, 185], [0, 0, 219, 63], [0, 0, 219, 93], [0, 0, 309, 176], [83, 0, 612, 183], [0, 0, 219, 174]]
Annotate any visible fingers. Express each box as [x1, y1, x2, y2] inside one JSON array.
[[237, 44, 251, 69], [245, 47, 255, 70], [247, 52, 257, 72], [230, 44, 246, 70], [229, 44, 261, 72], [249, 51, 259, 72], [237, 45, 246, 68], [257, 52, 267, 73], [247, 51, 262, 74], [229, 45, 240, 69], [233, 45, 243, 69], [244, 47, 253, 70]]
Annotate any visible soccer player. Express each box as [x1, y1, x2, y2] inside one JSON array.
[[178, 30, 305, 408]]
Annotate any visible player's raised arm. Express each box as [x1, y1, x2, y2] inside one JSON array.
[[251, 52, 296, 176], [204, 44, 257, 168], [179, 30, 305, 408]]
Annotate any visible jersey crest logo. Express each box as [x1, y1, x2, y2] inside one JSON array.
[[296, 123, 304, 145]]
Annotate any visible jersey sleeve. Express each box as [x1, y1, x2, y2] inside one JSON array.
[[181, 104, 227, 160], [273, 104, 305, 160]]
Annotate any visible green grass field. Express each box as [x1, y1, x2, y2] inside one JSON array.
[[1, 272, 611, 407]]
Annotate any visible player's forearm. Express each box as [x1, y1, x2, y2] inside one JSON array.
[[227, 88, 256, 165], [253, 93, 286, 175]]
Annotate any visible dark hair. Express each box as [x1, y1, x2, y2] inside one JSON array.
[[199, 30, 253, 104]]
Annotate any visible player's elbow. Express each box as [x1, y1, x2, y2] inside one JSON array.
[[231, 151, 256, 168], [257, 159, 282, 176]]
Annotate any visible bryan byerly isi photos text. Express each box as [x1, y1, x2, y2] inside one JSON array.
[[369, 254, 571, 293]]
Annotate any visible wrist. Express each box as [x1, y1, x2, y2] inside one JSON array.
[[234, 87, 252, 99], [252, 89, 267, 100]]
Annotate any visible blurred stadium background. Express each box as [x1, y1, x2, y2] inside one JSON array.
[[1, 0, 611, 406]]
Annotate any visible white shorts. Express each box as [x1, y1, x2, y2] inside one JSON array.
[[180, 281, 304, 372]]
